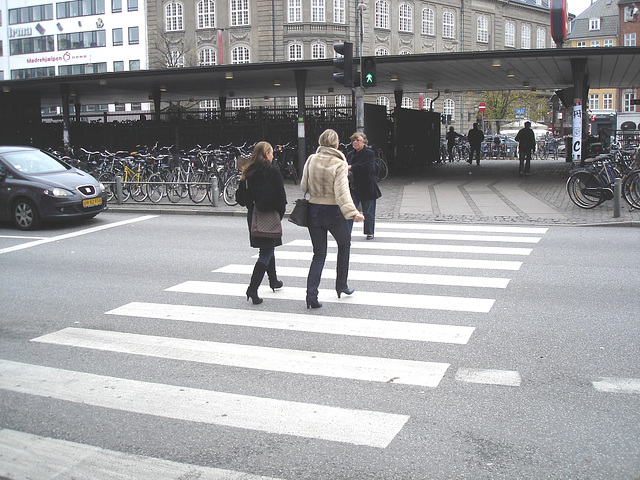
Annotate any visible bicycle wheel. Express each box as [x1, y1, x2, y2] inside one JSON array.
[[223, 173, 241, 206], [188, 171, 209, 203], [287, 160, 299, 185], [375, 150, 389, 181], [622, 170, 640, 209], [130, 174, 148, 202], [566, 171, 604, 209], [165, 172, 183, 203], [97, 172, 115, 202], [146, 173, 165, 203]]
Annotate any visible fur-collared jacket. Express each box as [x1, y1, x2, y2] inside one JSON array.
[[301, 146, 359, 220]]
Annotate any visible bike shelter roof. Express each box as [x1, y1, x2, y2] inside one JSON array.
[[0, 47, 638, 107]]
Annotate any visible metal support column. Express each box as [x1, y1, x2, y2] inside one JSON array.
[[295, 70, 307, 175]]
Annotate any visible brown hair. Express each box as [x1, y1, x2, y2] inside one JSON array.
[[350, 132, 368, 146], [241, 141, 273, 180]]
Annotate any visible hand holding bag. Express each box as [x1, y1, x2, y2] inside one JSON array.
[[288, 193, 310, 227], [251, 206, 282, 238]]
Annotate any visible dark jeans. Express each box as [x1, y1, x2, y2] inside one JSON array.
[[348, 191, 376, 235], [519, 149, 532, 174], [257, 246, 274, 266], [469, 145, 482, 164], [306, 204, 351, 301]]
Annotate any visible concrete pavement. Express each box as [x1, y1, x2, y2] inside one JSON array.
[[108, 158, 640, 227]]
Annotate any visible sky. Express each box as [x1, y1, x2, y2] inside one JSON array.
[[567, 0, 594, 16]]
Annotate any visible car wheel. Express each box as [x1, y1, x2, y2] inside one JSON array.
[[13, 198, 42, 230]]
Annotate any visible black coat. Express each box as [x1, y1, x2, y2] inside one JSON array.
[[347, 147, 382, 202], [237, 164, 287, 248]]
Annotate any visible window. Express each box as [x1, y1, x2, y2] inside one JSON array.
[[422, 8, 434, 36], [603, 38, 614, 47], [589, 18, 600, 30], [200, 99, 219, 109], [443, 12, 455, 39], [375, 1, 389, 29], [312, 95, 326, 107], [505, 22, 515, 47], [422, 98, 432, 110], [128, 26, 139, 44], [198, 48, 216, 65], [536, 28, 545, 48], [56, 0, 105, 18], [334, 0, 345, 24], [232, 98, 251, 109], [231, 45, 250, 63], [289, 96, 298, 108], [401, 97, 413, 109], [477, 17, 488, 43], [312, 0, 325, 22], [165, 3, 183, 31], [444, 98, 454, 118], [128, 0, 138, 11], [335, 95, 347, 107], [112, 0, 122, 13], [112, 28, 123, 46], [113, 60, 124, 71], [603, 93, 613, 109], [399, 4, 412, 33], [288, 0, 301, 22], [376, 96, 390, 113], [624, 93, 636, 112], [375, 47, 389, 55], [57, 30, 106, 50], [9, 4, 53, 24], [399, 50, 412, 54], [288, 43, 302, 61], [521, 25, 531, 49], [311, 43, 326, 59], [589, 94, 599, 110], [129, 59, 140, 70], [197, 0, 215, 28], [230, 0, 249, 26], [11, 67, 55, 79], [10, 36, 54, 55], [624, 33, 636, 46], [168, 51, 184, 67], [59, 62, 107, 75], [590, 40, 600, 47], [576, 40, 586, 47]]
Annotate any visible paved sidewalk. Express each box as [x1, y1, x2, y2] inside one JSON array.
[[108, 159, 640, 227]]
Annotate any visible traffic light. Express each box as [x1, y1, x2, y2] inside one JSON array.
[[362, 56, 377, 87], [333, 42, 353, 87]]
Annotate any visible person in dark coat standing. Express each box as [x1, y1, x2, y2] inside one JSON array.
[[236, 141, 287, 304], [515, 121, 536, 176], [467, 123, 485, 165], [347, 132, 381, 240], [445, 126, 462, 162]]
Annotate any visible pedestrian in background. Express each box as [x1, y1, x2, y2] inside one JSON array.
[[467, 123, 485, 165], [301, 129, 364, 309], [347, 132, 381, 240], [236, 141, 287, 305], [515, 121, 536, 176], [445, 126, 462, 162]]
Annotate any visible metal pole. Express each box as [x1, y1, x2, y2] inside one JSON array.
[[613, 177, 621, 218], [211, 177, 220, 207], [115, 176, 123, 205]]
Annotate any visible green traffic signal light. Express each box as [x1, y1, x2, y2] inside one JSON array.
[[362, 56, 377, 87]]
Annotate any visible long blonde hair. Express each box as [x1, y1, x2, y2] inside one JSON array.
[[241, 141, 273, 180]]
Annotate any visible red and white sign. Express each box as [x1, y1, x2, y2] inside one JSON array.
[[478, 103, 486, 112]]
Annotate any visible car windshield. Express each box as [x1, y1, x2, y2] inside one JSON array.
[[3, 150, 68, 174]]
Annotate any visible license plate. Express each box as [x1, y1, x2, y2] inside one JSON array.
[[83, 197, 103, 208]]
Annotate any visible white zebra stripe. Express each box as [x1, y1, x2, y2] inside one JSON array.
[[166, 281, 495, 313], [365, 231, 541, 243], [107, 302, 476, 344], [0, 360, 409, 448], [214, 264, 510, 289], [372, 222, 548, 234], [592, 377, 640, 394]]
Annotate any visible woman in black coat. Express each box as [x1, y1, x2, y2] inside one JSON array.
[[236, 141, 287, 304], [347, 132, 381, 240]]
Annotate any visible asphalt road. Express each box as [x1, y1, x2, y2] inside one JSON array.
[[1, 212, 639, 479]]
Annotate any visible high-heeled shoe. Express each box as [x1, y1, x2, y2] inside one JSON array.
[[306, 299, 322, 309], [246, 287, 263, 305], [269, 279, 283, 292], [336, 287, 354, 298]]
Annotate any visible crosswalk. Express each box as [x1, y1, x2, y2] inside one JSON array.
[[2, 221, 638, 478]]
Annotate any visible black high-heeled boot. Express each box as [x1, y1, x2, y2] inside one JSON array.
[[336, 287, 354, 298], [266, 256, 283, 292], [306, 298, 323, 309], [246, 262, 267, 305]]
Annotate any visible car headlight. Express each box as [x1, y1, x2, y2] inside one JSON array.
[[98, 183, 105, 192], [44, 188, 70, 197]]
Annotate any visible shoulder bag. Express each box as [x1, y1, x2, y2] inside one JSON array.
[[251, 206, 282, 238], [288, 192, 310, 227]]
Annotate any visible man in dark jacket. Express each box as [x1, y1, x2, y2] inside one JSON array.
[[467, 123, 485, 165], [347, 132, 381, 240], [515, 121, 536, 176]]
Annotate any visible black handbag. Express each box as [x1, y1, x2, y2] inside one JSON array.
[[251, 206, 282, 238], [288, 194, 310, 227]]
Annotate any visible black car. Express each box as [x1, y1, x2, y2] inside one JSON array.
[[0, 146, 108, 230]]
